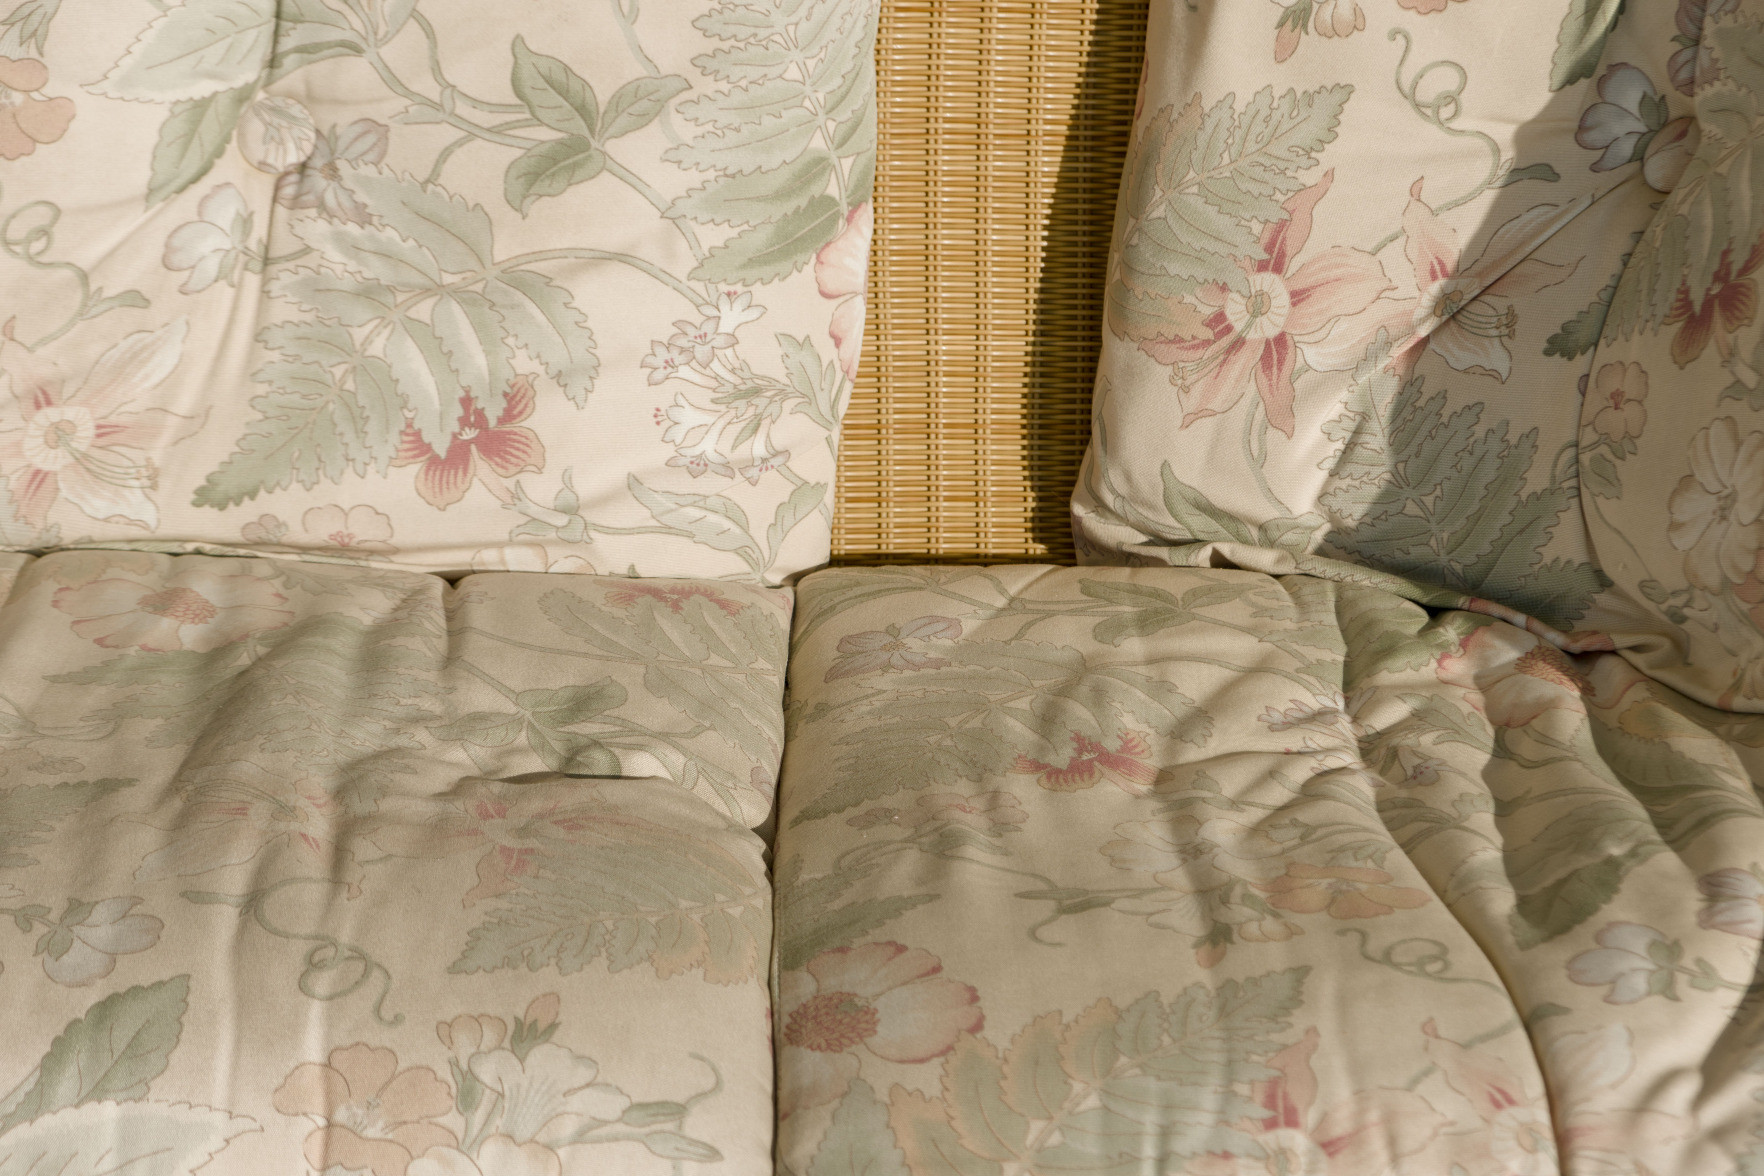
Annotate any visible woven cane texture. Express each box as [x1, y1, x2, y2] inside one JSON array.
[[830, 0, 1148, 564]]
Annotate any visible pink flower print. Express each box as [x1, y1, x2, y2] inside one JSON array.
[[1436, 624, 1590, 729], [1012, 730, 1159, 795], [52, 562, 293, 652], [778, 942, 982, 1116], [0, 321, 198, 531], [815, 202, 871, 379], [1142, 171, 1391, 437]]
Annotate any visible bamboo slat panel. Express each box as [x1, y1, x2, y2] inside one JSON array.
[[830, 0, 1149, 564]]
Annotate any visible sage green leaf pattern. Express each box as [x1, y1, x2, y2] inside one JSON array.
[[776, 564, 1764, 1173], [1073, 0, 1694, 644], [0, 1, 878, 584], [0, 551, 782, 1172]]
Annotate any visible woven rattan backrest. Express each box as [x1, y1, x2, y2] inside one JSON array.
[[831, 0, 1149, 564]]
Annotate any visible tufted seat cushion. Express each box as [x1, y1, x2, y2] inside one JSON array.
[[775, 564, 1764, 1172], [0, 553, 787, 1173]]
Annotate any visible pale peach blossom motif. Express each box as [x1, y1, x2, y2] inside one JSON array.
[[1143, 172, 1390, 437], [1436, 624, 1590, 729], [273, 1043, 458, 1176], [1312, 0, 1364, 38], [778, 942, 982, 1116], [815, 202, 872, 379], [0, 321, 198, 531], [1588, 361, 1649, 443], [298, 504, 397, 555], [365, 782, 605, 908], [52, 562, 293, 652], [0, 56, 72, 159]]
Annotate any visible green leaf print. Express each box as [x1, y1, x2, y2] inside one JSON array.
[[1110, 84, 1350, 339], [93, 0, 275, 103], [146, 85, 254, 206], [0, 976, 189, 1133], [809, 1081, 910, 1176], [1551, 0, 1625, 91], [0, 779, 134, 871], [1318, 346, 1609, 626]]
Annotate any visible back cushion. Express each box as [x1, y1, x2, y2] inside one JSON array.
[[0, 0, 876, 583], [1580, 5, 1764, 710], [1071, 0, 1677, 635]]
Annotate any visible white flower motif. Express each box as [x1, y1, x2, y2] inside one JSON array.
[[661, 393, 788, 483], [467, 1044, 630, 1147], [1698, 867, 1764, 939], [1668, 418, 1764, 589], [0, 320, 197, 531], [1567, 922, 1679, 1003], [698, 290, 766, 336], [641, 340, 692, 386], [39, 896, 163, 986], [237, 95, 317, 173], [667, 316, 737, 366], [163, 184, 253, 294]]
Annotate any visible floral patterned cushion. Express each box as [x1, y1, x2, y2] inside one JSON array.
[[0, 552, 787, 1173], [1070, 0, 1695, 640], [0, 0, 876, 584], [1575, 7, 1764, 709], [776, 564, 1764, 1172]]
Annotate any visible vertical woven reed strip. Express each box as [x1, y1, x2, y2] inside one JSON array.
[[830, 0, 1148, 564]]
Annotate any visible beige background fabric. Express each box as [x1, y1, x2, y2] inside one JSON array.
[[0, 1, 877, 583]]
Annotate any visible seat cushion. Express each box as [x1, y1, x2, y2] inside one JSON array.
[[0, 553, 786, 1173], [775, 564, 1764, 1172], [0, 1, 877, 583], [1069, 0, 1682, 637]]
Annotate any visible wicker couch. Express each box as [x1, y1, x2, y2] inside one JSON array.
[[1, 2, 1762, 1174]]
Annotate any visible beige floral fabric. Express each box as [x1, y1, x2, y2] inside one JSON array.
[[1070, 0, 1696, 641], [1575, 5, 1764, 708], [0, 0, 876, 583], [0, 553, 786, 1174], [776, 564, 1764, 1174]]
